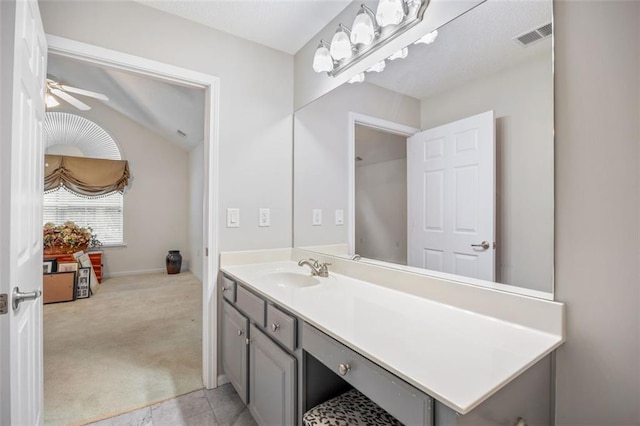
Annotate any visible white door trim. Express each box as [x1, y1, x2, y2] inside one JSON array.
[[46, 35, 220, 389], [347, 112, 419, 255]]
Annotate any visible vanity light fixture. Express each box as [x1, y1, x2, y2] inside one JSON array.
[[330, 24, 353, 61], [312, 0, 429, 77], [348, 73, 365, 84], [366, 60, 386, 73], [414, 29, 438, 45], [387, 47, 408, 61]]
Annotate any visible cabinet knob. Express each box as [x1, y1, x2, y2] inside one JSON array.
[[338, 363, 350, 376], [271, 323, 280, 333], [237, 329, 244, 337], [222, 287, 230, 292]]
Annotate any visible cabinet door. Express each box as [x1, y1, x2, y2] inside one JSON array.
[[222, 301, 249, 403], [249, 324, 296, 426]]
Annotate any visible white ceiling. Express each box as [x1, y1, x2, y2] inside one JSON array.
[[47, 55, 205, 151], [132, 0, 352, 54], [355, 125, 407, 167]]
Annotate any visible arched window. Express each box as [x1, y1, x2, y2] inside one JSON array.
[[43, 112, 125, 246]]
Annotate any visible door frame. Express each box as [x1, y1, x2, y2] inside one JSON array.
[[46, 35, 221, 388], [347, 112, 419, 255]]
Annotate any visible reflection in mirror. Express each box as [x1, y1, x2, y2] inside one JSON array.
[[294, 0, 553, 297]]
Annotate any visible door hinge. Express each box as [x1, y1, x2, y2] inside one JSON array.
[[0, 294, 8, 315], [205, 247, 209, 257]]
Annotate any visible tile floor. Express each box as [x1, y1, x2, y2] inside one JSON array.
[[88, 384, 257, 426]]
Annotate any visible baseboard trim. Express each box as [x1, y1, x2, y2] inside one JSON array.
[[217, 374, 229, 387], [103, 268, 166, 278]]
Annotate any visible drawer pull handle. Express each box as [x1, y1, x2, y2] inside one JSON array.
[[237, 329, 244, 337], [338, 363, 350, 376], [271, 323, 280, 333]]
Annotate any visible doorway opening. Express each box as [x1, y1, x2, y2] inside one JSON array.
[[44, 35, 220, 423]]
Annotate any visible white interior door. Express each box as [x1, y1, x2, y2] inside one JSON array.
[[407, 111, 495, 281], [0, 0, 47, 424]]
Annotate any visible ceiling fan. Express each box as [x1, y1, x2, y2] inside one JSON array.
[[46, 77, 109, 111]]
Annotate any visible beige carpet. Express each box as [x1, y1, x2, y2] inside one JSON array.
[[44, 272, 203, 426]]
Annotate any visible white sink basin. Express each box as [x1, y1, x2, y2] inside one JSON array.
[[262, 271, 320, 288]]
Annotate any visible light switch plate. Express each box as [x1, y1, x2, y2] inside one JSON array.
[[227, 208, 240, 228], [312, 209, 322, 226], [259, 208, 270, 227], [335, 209, 344, 225]]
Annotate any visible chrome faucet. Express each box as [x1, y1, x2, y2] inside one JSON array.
[[297, 258, 331, 277]]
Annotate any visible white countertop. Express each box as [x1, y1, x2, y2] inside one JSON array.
[[221, 260, 563, 415]]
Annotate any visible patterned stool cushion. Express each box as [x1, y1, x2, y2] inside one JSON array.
[[303, 389, 403, 426]]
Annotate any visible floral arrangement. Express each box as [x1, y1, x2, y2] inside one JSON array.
[[43, 221, 102, 254]]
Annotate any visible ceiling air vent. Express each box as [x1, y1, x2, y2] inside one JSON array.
[[514, 22, 553, 47]]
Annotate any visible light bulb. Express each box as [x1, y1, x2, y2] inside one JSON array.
[[45, 93, 59, 108], [313, 44, 333, 73], [330, 28, 353, 61], [376, 0, 405, 27], [388, 47, 408, 61], [348, 73, 365, 84], [366, 61, 386, 73], [414, 30, 438, 45], [351, 9, 375, 46]]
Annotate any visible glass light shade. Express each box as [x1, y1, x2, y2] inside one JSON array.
[[330, 29, 353, 61], [414, 30, 438, 45], [313, 45, 333, 73], [376, 0, 405, 27], [348, 73, 365, 84], [351, 11, 375, 45], [366, 61, 386, 73], [388, 47, 408, 61]]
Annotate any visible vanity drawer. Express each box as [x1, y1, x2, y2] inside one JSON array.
[[266, 304, 297, 351], [236, 284, 266, 327], [222, 276, 236, 302], [303, 323, 433, 426]]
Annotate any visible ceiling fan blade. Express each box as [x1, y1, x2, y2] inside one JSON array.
[[51, 88, 91, 111], [60, 84, 109, 101]]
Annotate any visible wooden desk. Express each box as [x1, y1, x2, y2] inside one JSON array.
[[44, 251, 103, 283]]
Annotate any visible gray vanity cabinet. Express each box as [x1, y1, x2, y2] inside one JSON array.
[[248, 323, 296, 426], [222, 300, 249, 403], [221, 278, 299, 426]]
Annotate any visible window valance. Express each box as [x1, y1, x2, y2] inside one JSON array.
[[44, 154, 130, 197]]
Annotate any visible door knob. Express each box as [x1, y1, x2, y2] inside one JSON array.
[[470, 241, 491, 250], [12, 287, 42, 310]]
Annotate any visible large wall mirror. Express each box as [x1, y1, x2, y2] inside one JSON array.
[[293, 0, 554, 298]]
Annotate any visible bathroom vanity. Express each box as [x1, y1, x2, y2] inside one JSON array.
[[220, 249, 564, 426]]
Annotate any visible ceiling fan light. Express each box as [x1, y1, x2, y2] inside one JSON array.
[[45, 93, 59, 108], [330, 28, 353, 61], [351, 9, 375, 46], [313, 44, 334, 73], [376, 0, 406, 27], [414, 30, 439, 45]]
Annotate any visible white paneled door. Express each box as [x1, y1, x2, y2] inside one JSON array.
[[407, 111, 495, 281], [0, 0, 47, 424]]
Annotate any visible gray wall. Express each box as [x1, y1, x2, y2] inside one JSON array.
[[554, 1, 640, 424], [39, 0, 294, 252]]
